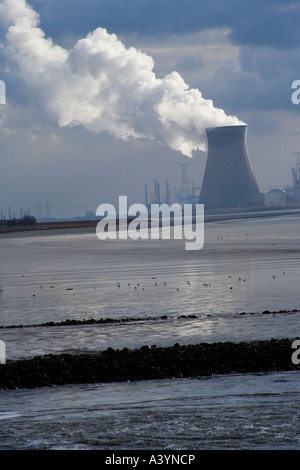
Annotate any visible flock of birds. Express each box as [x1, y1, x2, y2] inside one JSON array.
[[0, 270, 286, 299], [115, 277, 224, 292], [113, 271, 286, 293]]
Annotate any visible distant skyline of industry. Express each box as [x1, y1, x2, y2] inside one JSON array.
[[1, 157, 299, 222], [0, 0, 299, 219]]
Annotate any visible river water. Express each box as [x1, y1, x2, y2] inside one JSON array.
[[0, 213, 299, 450]]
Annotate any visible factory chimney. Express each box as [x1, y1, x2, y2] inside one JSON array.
[[199, 125, 261, 208]]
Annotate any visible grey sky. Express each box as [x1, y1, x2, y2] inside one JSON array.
[[0, 0, 299, 219]]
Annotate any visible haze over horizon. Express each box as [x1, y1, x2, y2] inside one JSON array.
[[0, 0, 299, 219]]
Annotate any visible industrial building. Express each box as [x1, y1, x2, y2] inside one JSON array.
[[264, 189, 287, 207], [199, 125, 262, 209], [284, 153, 300, 204]]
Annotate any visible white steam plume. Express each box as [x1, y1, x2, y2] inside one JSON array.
[[0, 0, 244, 157]]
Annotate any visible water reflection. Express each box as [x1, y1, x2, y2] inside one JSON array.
[[0, 216, 299, 360]]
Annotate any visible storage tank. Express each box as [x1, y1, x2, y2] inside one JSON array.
[[199, 125, 261, 208]]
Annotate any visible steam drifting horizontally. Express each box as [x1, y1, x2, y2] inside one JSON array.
[[0, 0, 244, 157]]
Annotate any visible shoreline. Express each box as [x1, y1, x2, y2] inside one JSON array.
[[0, 338, 299, 390], [0, 207, 299, 235]]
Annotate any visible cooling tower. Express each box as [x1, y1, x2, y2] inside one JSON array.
[[199, 125, 261, 208]]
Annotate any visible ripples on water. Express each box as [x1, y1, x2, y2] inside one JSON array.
[[0, 372, 299, 450], [0, 214, 299, 449]]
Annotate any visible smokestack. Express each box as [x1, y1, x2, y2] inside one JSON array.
[[199, 125, 261, 208]]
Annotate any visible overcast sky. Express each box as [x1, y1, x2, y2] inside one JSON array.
[[0, 0, 299, 219]]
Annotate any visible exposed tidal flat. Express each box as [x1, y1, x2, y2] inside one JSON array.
[[0, 212, 299, 449]]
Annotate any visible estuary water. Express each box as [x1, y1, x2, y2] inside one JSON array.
[[0, 212, 299, 450]]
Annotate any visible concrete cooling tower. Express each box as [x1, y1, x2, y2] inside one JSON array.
[[199, 125, 261, 208]]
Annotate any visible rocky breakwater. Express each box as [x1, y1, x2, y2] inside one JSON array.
[[0, 338, 299, 390]]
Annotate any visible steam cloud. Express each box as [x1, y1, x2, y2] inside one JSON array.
[[0, 0, 244, 157]]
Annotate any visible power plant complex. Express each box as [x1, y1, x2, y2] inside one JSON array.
[[146, 124, 263, 210], [145, 124, 299, 211], [2, 126, 299, 222]]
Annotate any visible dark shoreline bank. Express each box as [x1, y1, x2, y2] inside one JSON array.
[[0, 338, 299, 390], [0, 207, 299, 234]]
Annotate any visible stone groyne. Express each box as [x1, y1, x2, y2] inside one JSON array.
[[0, 338, 299, 390]]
